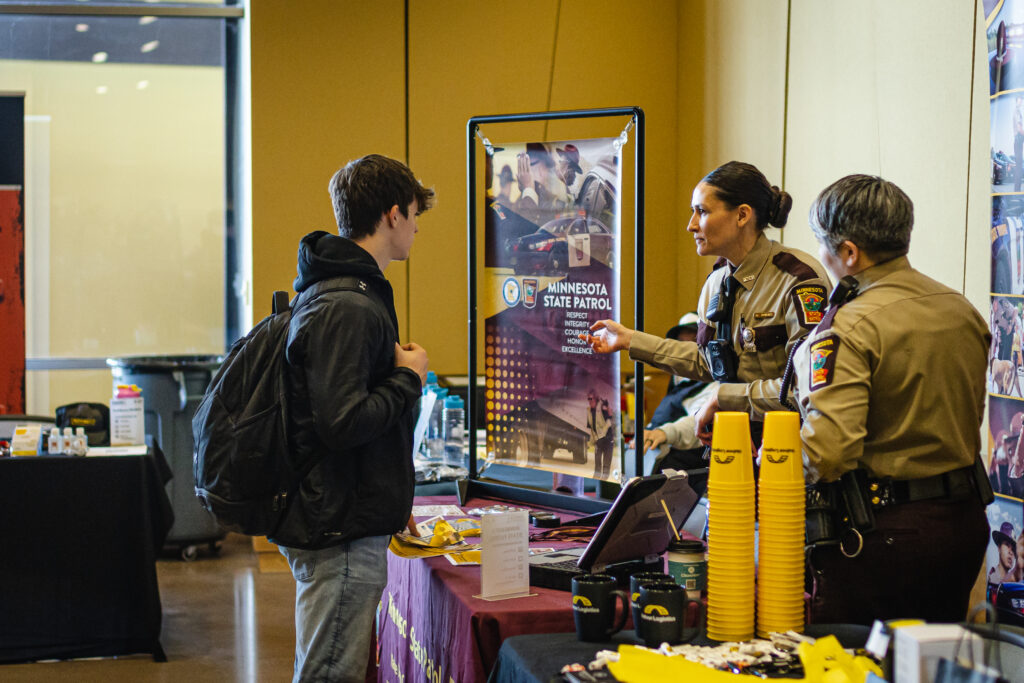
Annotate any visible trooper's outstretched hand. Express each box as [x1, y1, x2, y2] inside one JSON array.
[[395, 342, 428, 386], [579, 319, 634, 353]]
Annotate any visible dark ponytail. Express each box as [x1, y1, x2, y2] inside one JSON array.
[[702, 161, 791, 229]]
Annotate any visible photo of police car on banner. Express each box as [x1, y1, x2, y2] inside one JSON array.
[[987, 0, 1024, 628], [484, 137, 623, 481]]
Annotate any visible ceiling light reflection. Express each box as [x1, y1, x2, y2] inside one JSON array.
[[141, 41, 159, 53], [75, 23, 89, 33], [137, 80, 149, 90], [92, 52, 108, 63], [96, 86, 108, 95], [139, 16, 157, 26]]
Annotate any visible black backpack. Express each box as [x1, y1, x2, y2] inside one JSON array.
[[192, 277, 367, 536]]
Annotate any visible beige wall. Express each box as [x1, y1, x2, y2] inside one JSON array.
[[782, 0, 986, 314], [249, 1, 408, 324], [250, 0, 697, 375], [249, 0, 988, 374]]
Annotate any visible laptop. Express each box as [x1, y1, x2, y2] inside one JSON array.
[[528, 470, 700, 591]]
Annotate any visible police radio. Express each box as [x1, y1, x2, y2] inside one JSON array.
[[829, 276, 859, 308], [706, 276, 739, 382]]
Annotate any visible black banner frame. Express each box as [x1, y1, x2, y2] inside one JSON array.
[[461, 106, 645, 514]]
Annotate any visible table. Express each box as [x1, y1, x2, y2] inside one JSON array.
[[488, 625, 872, 683], [0, 449, 174, 663], [378, 494, 600, 682]]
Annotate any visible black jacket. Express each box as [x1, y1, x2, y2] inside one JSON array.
[[269, 230, 422, 549]]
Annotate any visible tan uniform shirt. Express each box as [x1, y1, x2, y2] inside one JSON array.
[[791, 257, 990, 483], [629, 233, 831, 418]]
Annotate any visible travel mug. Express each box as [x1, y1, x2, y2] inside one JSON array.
[[666, 539, 707, 599], [571, 574, 629, 642]]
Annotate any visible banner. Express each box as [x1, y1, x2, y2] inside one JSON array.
[[483, 138, 622, 481], [986, 0, 1024, 628]]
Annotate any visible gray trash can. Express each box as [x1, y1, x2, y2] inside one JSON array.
[[107, 354, 224, 560]]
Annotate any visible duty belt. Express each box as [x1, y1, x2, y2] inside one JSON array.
[[864, 466, 980, 508], [805, 460, 991, 558]]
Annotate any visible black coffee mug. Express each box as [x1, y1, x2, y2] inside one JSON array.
[[571, 573, 629, 642], [629, 572, 675, 630], [636, 581, 702, 647]]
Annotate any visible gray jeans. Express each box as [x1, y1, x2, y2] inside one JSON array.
[[279, 534, 391, 683]]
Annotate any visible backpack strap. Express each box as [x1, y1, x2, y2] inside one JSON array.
[[291, 275, 370, 314]]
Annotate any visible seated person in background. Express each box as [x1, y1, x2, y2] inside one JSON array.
[[640, 312, 717, 494]]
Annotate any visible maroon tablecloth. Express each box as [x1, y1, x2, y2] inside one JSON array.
[[377, 495, 592, 682]]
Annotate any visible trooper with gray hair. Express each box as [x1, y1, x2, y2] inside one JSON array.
[[786, 174, 992, 625]]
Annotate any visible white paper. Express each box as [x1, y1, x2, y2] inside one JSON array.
[[411, 505, 464, 517], [479, 510, 531, 600], [110, 397, 145, 446], [86, 446, 149, 456]]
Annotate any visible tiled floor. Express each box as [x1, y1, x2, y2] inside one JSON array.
[[1, 534, 298, 682]]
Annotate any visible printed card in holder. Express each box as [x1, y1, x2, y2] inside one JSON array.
[[478, 510, 534, 601]]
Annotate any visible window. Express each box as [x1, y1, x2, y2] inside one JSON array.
[[0, 1, 244, 414]]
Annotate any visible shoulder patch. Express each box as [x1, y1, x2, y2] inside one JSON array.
[[809, 334, 840, 391], [791, 284, 827, 327], [773, 252, 818, 282]]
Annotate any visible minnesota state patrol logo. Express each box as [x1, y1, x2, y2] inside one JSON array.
[[809, 335, 839, 390], [502, 277, 521, 307], [792, 284, 827, 327]]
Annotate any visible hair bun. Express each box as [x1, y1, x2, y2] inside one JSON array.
[[768, 186, 793, 228]]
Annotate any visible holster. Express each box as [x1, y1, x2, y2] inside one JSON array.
[[805, 470, 876, 557]]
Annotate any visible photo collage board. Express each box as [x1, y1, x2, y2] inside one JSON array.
[[986, 0, 1024, 624]]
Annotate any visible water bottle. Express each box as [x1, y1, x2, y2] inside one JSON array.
[[48, 427, 62, 455], [72, 427, 88, 456], [442, 395, 466, 467], [426, 387, 448, 462], [62, 427, 74, 455]]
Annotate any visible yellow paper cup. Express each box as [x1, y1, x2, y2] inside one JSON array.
[[709, 412, 753, 483], [759, 411, 803, 483]]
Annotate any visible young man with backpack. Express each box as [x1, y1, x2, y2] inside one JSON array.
[[272, 154, 432, 682]]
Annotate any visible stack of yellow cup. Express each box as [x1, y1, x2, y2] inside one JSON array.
[[756, 411, 806, 637], [705, 411, 756, 642]]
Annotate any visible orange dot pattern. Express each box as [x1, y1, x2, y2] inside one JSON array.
[[484, 323, 536, 459]]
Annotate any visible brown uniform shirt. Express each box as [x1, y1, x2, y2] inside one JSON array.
[[792, 256, 990, 483], [629, 233, 831, 417]]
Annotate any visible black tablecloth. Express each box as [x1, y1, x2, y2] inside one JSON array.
[[0, 450, 174, 663], [488, 624, 871, 683]]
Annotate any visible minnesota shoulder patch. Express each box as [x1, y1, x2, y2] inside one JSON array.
[[792, 284, 827, 328], [809, 334, 840, 391]]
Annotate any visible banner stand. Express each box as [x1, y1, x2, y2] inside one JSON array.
[[461, 107, 645, 514]]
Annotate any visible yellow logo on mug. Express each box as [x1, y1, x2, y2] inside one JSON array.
[[642, 604, 669, 616], [572, 595, 593, 607]]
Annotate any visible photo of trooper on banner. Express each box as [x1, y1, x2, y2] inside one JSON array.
[[483, 138, 622, 481]]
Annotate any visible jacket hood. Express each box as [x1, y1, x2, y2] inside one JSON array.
[[294, 230, 383, 292]]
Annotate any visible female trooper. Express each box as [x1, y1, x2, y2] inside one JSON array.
[[789, 175, 990, 624], [582, 161, 831, 443]]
